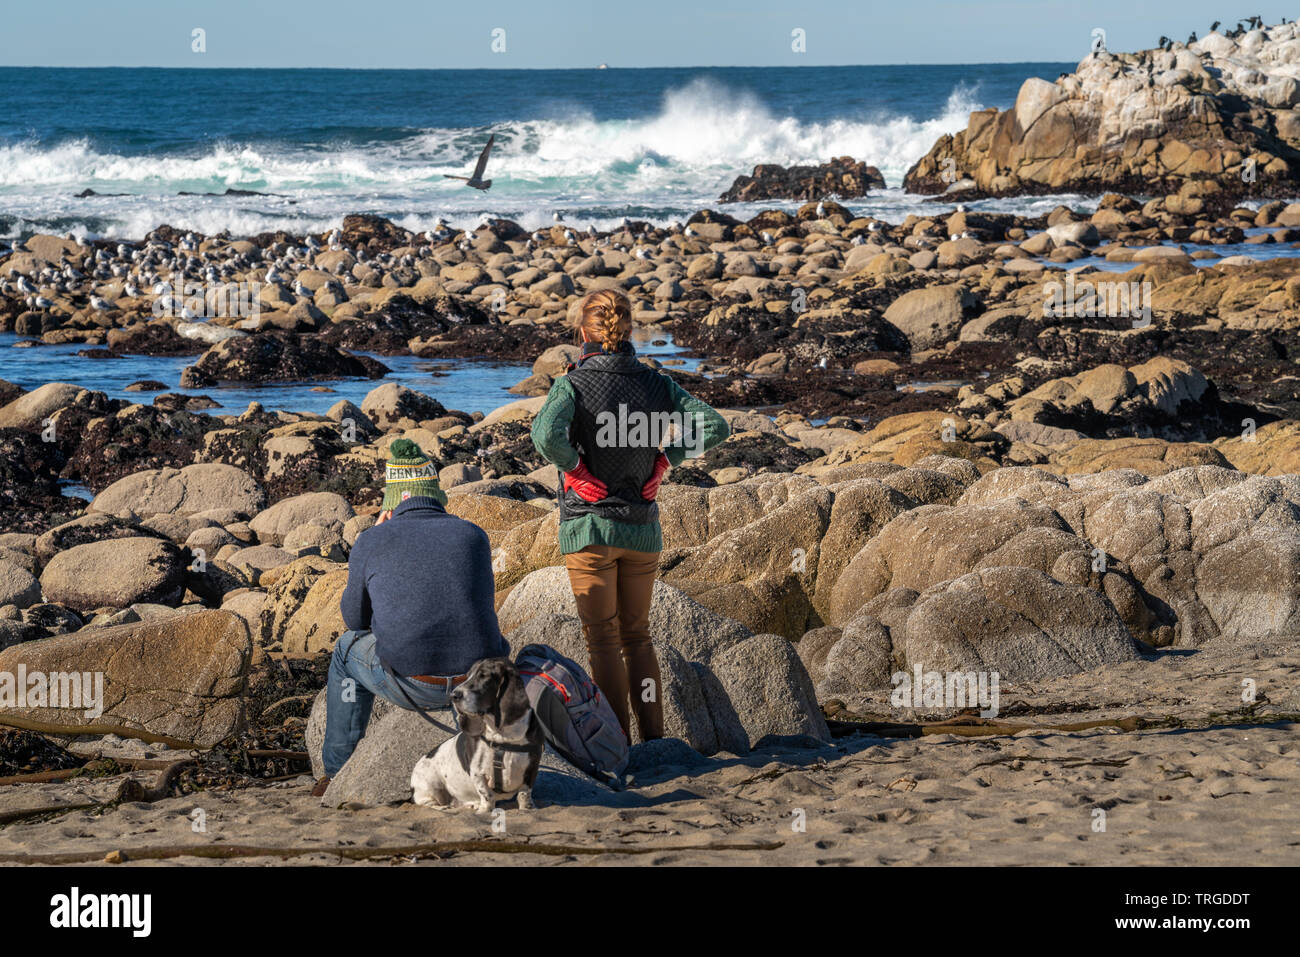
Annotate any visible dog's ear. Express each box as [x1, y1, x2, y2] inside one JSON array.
[[495, 664, 532, 727]]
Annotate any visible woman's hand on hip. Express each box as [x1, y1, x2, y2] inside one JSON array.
[[563, 460, 608, 503], [641, 453, 670, 501]]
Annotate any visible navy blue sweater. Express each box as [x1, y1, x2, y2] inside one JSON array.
[[339, 497, 508, 676]]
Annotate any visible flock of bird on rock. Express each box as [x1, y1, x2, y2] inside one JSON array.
[[1158, 14, 1279, 49]]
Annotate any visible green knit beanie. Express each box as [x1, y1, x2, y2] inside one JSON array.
[[381, 438, 447, 509]]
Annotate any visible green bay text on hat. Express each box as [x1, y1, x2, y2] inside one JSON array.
[[382, 438, 447, 509]]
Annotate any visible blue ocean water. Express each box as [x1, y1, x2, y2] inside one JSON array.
[[0, 327, 694, 418], [0, 63, 1078, 241]]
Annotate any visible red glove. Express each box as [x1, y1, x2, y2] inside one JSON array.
[[641, 453, 670, 501], [563, 460, 607, 503]]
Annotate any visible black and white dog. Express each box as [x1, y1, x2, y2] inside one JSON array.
[[410, 657, 544, 814]]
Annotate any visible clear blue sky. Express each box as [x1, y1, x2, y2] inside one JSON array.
[[0, 0, 1260, 68]]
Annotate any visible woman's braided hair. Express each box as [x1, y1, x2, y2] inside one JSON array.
[[576, 289, 632, 352]]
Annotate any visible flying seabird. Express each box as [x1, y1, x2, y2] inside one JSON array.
[[444, 134, 495, 191]]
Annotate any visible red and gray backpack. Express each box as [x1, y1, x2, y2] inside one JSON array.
[[515, 643, 629, 788]]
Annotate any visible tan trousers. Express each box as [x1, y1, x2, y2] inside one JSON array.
[[563, 545, 663, 742]]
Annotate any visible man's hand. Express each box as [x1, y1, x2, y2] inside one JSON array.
[[375, 509, 393, 525], [563, 461, 607, 503], [641, 453, 670, 501]]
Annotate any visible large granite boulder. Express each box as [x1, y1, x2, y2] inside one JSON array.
[[0, 610, 251, 747], [498, 566, 752, 665], [248, 492, 354, 545], [0, 382, 88, 430], [258, 556, 349, 656], [816, 566, 1141, 694], [90, 463, 264, 519], [883, 285, 978, 351], [39, 537, 187, 614], [708, 634, 830, 745], [308, 690, 620, 809], [0, 559, 42, 609]]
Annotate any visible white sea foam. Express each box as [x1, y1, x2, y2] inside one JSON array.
[[0, 78, 1044, 239]]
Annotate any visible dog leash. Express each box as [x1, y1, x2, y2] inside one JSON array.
[[378, 653, 542, 792], [341, 635, 463, 736], [382, 661, 463, 736]]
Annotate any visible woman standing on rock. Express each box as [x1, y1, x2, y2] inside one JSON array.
[[531, 289, 730, 743]]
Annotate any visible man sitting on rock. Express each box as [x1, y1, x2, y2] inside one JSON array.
[[314, 439, 508, 796]]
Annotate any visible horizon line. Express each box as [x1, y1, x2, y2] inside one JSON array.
[[0, 60, 1079, 71]]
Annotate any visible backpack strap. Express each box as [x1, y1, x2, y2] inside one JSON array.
[[518, 669, 571, 702]]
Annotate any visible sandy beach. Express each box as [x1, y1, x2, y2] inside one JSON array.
[[0, 631, 1294, 866]]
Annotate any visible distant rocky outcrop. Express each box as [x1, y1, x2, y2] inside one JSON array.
[[905, 22, 1300, 200], [338, 213, 415, 252], [180, 332, 389, 388], [721, 156, 886, 203]]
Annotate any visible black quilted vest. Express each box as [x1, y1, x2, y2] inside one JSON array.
[[559, 345, 673, 526]]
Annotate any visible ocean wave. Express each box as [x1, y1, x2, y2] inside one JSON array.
[[488, 77, 986, 185], [0, 77, 991, 238], [1, 78, 983, 188]]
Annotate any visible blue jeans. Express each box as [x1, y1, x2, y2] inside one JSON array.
[[322, 630, 454, 777]]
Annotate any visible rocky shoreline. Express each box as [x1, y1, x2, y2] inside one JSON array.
[[2, 26, 1299, 866], [905, 21, 1300, 201]]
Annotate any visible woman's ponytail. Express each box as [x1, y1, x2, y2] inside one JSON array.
[[576, 289, 632, 352]]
